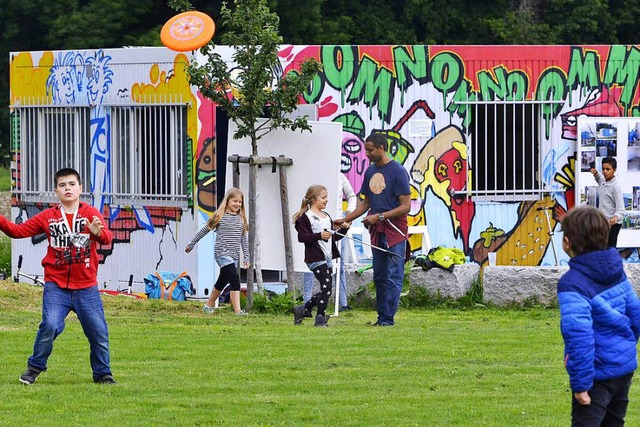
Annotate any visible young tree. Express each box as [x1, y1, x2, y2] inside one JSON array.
[[169, 0, 320, 306]]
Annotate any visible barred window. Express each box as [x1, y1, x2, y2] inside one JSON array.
[[456, 100, 558, 202], [11, 104, 189, 207], [111, 105, 188, 206], [12, 107, 91, 203]]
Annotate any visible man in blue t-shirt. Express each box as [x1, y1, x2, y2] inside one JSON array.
[[336, 133, 411, 326]]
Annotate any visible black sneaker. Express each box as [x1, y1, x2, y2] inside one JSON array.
[[370, 321, 393, 327], [94, 374, 117, 384], [293, 304, 311, 325], [19, 366, 42, 385], [314, 315, 330, 327], [339, 305, 352, 312]]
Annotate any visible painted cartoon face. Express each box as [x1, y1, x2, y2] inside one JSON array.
[[196, 138, 216, 212], [48, 68, 76, 105], [341, 132, 367, 193], [560, 87, 623, 141], [86, 52, 113, 104], [435, 148, 466, 191], [375, 130, 414, 165], [408, 184, 424, 225]]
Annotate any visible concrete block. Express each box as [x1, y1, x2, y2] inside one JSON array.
[[484, 263, 640, 306], [483, 266, 566, 306], [342, 263, 479, 300], [289, 261, 640, 307], [409, 263, 480, 299], [624, 264, 640, 295]]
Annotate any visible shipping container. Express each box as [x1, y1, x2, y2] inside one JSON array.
[[9, 44, 640, 293]]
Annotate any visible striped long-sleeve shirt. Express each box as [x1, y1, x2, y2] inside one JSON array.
[[186, 213, 249, 261]]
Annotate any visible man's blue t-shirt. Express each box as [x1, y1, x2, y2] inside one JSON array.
[[359, 159, 410, 214]]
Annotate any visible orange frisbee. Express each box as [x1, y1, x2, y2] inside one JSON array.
[[161, 11, 215, 52]]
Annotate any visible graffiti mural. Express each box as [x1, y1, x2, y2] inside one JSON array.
[[10, 49, 200, 282], [9, 44, 640, 288], [280, 44, 640, 265]]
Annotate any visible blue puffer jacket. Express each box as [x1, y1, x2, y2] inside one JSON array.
[[558, 247, 640, 392]]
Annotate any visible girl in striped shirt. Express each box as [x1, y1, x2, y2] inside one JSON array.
[[186, 188, 249, 315]]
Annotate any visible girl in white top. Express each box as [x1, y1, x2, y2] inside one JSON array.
[[292, 185, 349, 327]]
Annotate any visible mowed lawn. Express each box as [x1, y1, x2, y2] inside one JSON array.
[[1, 281, 638, 426]]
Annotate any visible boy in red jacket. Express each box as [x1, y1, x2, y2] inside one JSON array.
[[0, 168, 115, 385]]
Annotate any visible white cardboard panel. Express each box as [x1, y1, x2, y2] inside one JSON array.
[[226, 120, 342, 272]]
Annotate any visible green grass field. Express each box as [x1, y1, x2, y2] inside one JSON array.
[[0, 281, 638, 426], [0, 167, 10, 191]]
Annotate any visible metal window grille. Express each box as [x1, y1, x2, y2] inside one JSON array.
[[456, 100, 559, 202], [110, 105, 188, 206], [11, 104, 188, 207], [12, 106, 91, 203]]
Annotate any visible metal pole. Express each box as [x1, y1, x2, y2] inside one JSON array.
[[537, 207, 559, 266], [329, 229, 404, 260]]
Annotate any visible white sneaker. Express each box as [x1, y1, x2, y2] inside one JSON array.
[[235, 310, 248, 316], [202, 304, 215, 314]]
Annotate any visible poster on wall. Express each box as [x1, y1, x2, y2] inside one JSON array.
[[576, 117, 640, 247]]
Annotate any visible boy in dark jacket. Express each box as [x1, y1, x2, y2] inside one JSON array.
[[558, 206, 640, 425]]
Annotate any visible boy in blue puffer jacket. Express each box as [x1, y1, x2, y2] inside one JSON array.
[[558, 206, 640, 426]]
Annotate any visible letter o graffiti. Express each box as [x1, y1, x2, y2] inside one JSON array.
[[321, 46, 357, 91], [430, 52, 462, 95]]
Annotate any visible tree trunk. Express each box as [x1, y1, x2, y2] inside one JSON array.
[[246, 136, 264, 308], [247, 163, 256, 308]]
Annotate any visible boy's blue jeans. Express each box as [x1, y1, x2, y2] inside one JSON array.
[[28, 282, 112, 381], [372, 234, 406, 326]]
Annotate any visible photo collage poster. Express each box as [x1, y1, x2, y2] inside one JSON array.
[[577, 118, 640, 239]]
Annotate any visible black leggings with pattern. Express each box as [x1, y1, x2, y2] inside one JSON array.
[[304, 263, 333, 316]]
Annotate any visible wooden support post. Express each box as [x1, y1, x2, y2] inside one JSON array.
[[232, 153, 240, 189], [278, 155, 295, 298], [228, 155, 293, 167]]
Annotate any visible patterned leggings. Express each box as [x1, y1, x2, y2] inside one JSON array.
[[304, 263, 332, 316]]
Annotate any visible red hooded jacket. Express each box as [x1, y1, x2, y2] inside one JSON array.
[[0, 203, 112, 289]]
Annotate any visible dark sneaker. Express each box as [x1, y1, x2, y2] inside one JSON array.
[[94, 374, 117, 384], [293, 304, 312, 325], [370, 321, 393, 327], [369, 320, 393, 327], [293, 304, 309, 325], [339, 305, 352, 312], [314, 315, 330, 327], [19, 366, 42, 385]]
